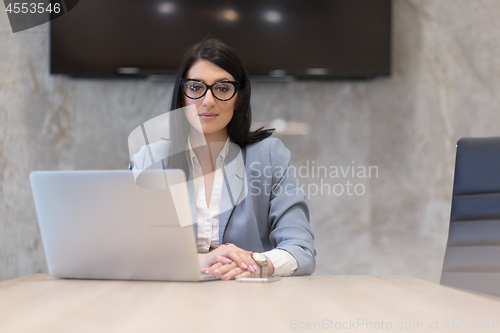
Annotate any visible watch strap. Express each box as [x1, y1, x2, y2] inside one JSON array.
[[260, 261, 269, 278], [252, 252, 269, 278]]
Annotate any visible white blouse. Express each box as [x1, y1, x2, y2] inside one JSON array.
[[188, 138, 298, 276]]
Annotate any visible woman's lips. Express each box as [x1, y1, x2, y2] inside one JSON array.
[[198, 113, 219, 120]]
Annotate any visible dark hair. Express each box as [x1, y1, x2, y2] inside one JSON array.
[[169, 38, 274, 147]]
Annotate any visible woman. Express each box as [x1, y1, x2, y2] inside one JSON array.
[[134, 38, 315, 280]]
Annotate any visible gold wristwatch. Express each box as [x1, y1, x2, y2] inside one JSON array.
[[252, 252, 269, 278]]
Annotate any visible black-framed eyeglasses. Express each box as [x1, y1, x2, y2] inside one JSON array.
[[180, 78, 240, 101]]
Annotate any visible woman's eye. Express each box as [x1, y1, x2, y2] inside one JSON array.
[[216, 85, 230, 93], [188, 85, 202, 91]]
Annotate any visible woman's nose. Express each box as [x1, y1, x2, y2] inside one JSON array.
[[202, 89, 216, 107]]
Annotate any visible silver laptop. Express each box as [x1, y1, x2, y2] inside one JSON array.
[[30, 170, 219, 282]]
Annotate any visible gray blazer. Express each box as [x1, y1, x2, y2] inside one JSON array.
[[133, 137, 316, 276], [213, 138, 316, 276]]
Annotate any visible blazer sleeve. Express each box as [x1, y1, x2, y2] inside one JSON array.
[[266, 138, 316, 275], [132, 140, 170, 171]]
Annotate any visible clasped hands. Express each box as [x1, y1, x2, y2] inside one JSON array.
[[198, 243, 272, 280]]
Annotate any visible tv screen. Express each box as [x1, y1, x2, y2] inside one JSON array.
[[50, 0, 391, 80]]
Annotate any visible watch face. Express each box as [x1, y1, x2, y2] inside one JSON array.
[[252, 252, 266, 263]]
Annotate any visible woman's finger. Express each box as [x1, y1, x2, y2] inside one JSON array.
[[213, 254, 233, 265], [202, 254, 233, 272], [202, 262, 223, 274], [209, 262, 223, 270], [213, 262, 237, 275], [217, 244, 256, 272], [221, 267, 244, 281]]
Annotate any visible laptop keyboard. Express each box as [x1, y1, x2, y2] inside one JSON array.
[[201, 272, 220, 280]]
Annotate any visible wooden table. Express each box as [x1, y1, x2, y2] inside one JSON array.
[[1, 274, 499, 332]]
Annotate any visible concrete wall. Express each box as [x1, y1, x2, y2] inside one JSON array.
[[2, 0, 500, 282]]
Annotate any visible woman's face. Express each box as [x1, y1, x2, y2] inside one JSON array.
[[183, 59, 239, 141]]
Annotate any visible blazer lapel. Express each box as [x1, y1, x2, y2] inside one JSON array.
[[219, 142, 247, 241]]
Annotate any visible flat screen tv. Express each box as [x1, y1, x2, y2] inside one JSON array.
[[50, 0, 391, 80]]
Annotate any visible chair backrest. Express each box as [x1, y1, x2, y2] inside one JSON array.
[[441, 137, 500, 296]]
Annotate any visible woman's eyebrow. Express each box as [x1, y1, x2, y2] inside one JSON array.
[[190, 77, 232, 83]]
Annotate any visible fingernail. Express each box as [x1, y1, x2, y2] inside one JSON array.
[[203, 269, 210, 274], [222, 275, 227, 280], [241, 262, 248, 269], [214, 269, 220, 274], [226, 258, 232, 263], [253, 265, 259, 271], [248, 265, 255, 272]]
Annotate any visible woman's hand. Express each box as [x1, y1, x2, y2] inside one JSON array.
[[198, 243, 257, 275], [217, 253, 275, 280], [204, 261, 260, 280], [199, 244, 276, 280]]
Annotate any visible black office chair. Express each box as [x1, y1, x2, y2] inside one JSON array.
[[441, 137, 500, 296]]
